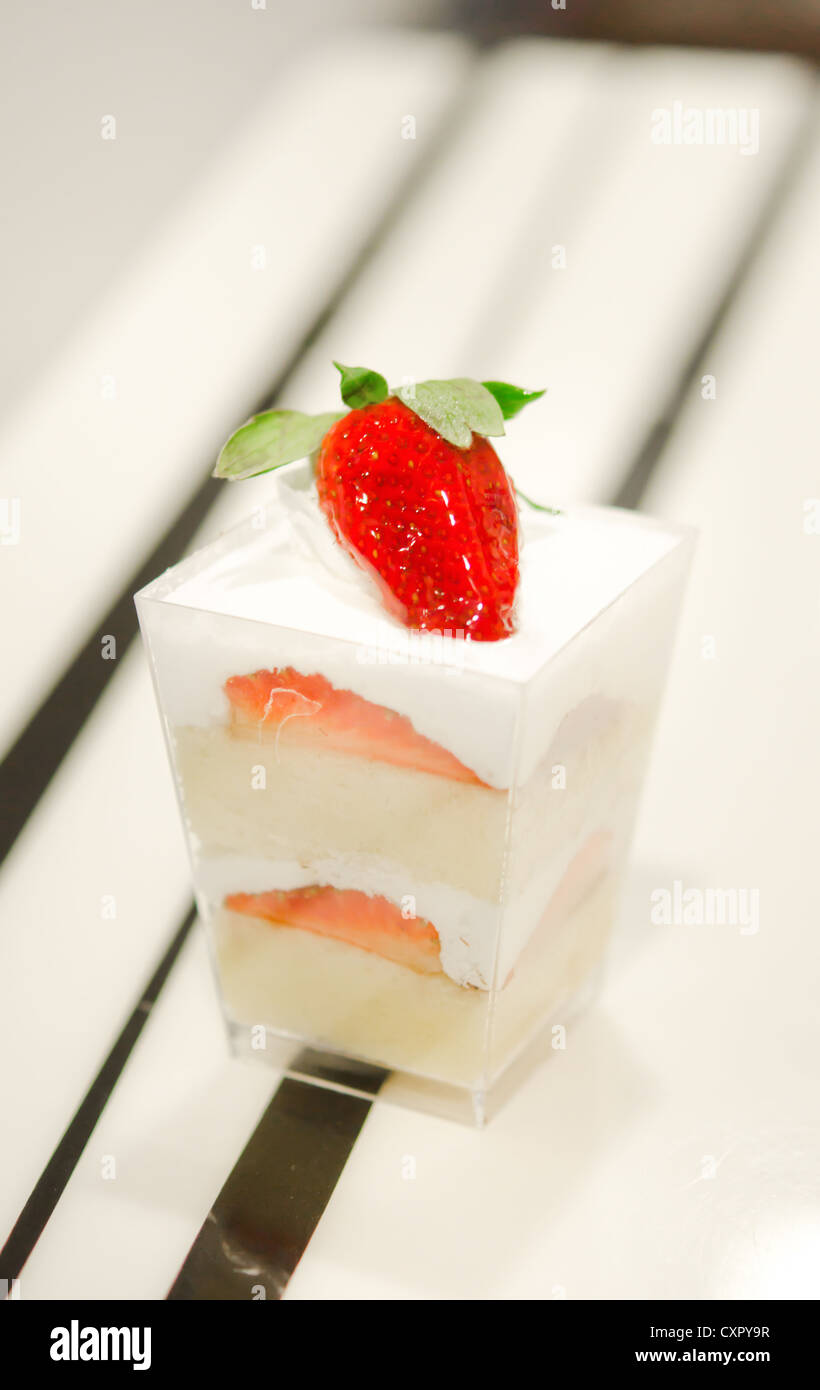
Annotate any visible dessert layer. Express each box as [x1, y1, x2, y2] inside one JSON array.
[[137, 462, 687, 788], [180, 678, 645, 984], [177, 726, 508, 901], [215, 874, 616, 1088], [177, 685, 643, 889], [226, 885, 442, 975], [225, 665, 482, 784], [195, 822, 611, 989], [198, 851, 500, 988]]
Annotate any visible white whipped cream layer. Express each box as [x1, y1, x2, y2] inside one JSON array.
[[137, 461, 683, 788]]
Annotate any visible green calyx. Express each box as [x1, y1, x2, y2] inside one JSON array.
[[333, 361, 389, 409], [395, 378, 503, 449], [482, 381, 546, 420], [515, 489, 563, 517], [212, 363, 546, 478], [213, 409, 344, 480]]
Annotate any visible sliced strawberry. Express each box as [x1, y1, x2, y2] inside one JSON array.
[[224, 885, 442, 975], [224, 666, 483, 785], [316, 397, 519, 641]]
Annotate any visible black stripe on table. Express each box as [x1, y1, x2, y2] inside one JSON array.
[[167, 1058, 386, 1301]]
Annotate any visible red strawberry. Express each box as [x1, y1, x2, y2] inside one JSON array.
[[315, 397, 519, 641], [223, 666, 484, 784], [224, 885, 442, 975]]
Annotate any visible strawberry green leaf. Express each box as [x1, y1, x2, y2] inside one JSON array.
[[516, 488, 562, 516], [482, 381, 546, 420], [334, 361, 389, 410], [396, 378, 505, 448], [213, 409, 343, 481]]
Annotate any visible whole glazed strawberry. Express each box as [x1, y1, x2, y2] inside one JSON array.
[[214, 364, 546, 642]]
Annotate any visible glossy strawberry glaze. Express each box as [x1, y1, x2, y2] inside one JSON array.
[[316, 397, 519, 641]]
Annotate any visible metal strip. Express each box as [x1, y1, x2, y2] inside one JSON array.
[[167, 1059, 385, 1301]]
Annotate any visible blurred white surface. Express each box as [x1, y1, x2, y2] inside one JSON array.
[[2, 26, 819, 1300], [0, 0, 423, 416], [0, 26, 468, 1248], [0, 29, 468, 757]]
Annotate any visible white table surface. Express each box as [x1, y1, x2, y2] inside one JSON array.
[[1, 25, 818, 1300]]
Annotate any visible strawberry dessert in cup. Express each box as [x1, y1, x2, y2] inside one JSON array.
[[136, 363, 691, 1124]]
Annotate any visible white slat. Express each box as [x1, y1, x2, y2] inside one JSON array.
[[16, 931, 277, 1301], [0, 29, 470, 757], [499, 45, 813, 505], [184, 39, 611, 542], [0, 648, 190, 1238], [277, 40, 610, 396], [240, 41, 813, 512], [0, 30, 469, 1250], [180, 44, 813, 568]]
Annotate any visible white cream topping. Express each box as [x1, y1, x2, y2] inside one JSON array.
[[137, 459, 682, 787]]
